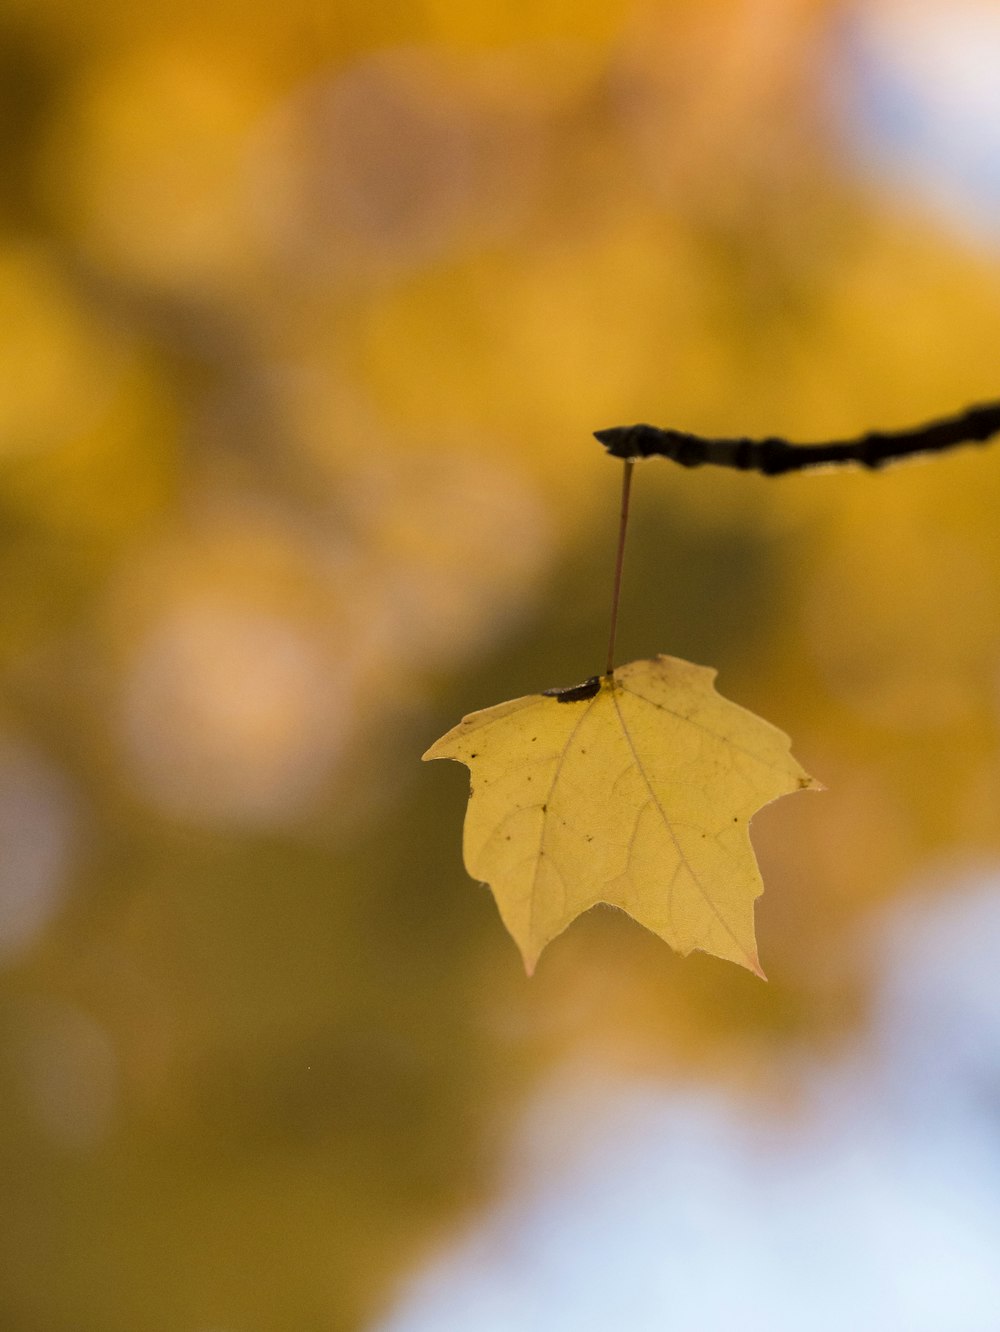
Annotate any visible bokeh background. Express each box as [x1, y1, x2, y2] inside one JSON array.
[[4, 0, 1000, 1327]]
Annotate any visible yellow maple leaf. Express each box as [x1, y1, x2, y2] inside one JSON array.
[[423, 654, 820, 976]]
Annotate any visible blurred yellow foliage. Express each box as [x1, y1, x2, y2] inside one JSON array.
[[4, 1, 1000, 1328]]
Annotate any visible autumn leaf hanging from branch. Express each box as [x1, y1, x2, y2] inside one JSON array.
[[425, 400, 1000, 976], [424, 656, 819, 977]]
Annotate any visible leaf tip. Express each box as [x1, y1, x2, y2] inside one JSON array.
[[421, 733, 456, 762], [520, 943, 542, 978], [748, 953, 768, 982]]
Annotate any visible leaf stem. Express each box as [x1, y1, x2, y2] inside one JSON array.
[[605, 458, 634, 676]]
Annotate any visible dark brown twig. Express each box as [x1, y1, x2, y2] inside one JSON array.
[[594, 402, 1000, 475]]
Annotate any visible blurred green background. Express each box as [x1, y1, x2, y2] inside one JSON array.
[[5, 0, 1000, 1328]]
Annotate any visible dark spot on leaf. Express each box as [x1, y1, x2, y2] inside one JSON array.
[[470, 752, 478, 758], [543, 675, 601, 702], [541, 803, 547, 813]]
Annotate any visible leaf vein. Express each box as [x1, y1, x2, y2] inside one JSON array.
[[610, 690, 752, 965]]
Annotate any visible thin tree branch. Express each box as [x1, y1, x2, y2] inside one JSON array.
[[594, 402, 1000, 475]]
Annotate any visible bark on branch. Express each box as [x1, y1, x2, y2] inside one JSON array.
[[594, 402, 1000, 475]]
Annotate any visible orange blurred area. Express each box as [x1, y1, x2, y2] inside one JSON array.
[[4, 0, 1000, 1328]]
